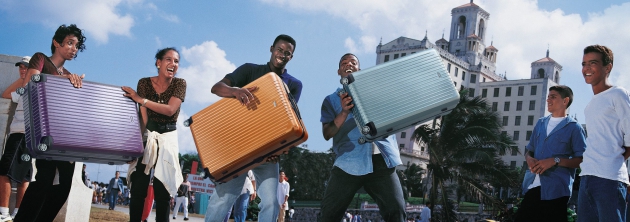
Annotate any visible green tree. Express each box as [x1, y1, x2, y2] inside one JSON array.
[[404, 163, 426, 197], [178, 152, 204, 175], [412, 90, 517, 221], [280, 146, 336, 200]]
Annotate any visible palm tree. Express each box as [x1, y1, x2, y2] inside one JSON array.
[[412, 90, 517, 221], [280, 146, 336, 200], [404, 163, 425, 198]]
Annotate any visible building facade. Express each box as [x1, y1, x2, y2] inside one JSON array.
[[375, 1, 566, 171]]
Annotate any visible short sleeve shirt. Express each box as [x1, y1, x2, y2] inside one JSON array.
[[320, 88, 402, 176], [28, 52, 71, 75], [136, 77, 186, 123], [224, 63, 302, 103]]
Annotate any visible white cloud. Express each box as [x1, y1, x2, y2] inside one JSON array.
[[344, 37, 359, 54], [259, 0, 462, 54], [0, 0, 135, 44], [160, 14, 180, 23], [155, 36, 162, 48], [178, 41, 237, 105], [176, 110, 196, 154], [259, 0, 630, 90]]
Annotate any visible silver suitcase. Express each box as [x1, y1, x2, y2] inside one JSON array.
[[341, 49, 459, 144]]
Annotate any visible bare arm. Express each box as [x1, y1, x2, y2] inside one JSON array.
[[322, 92, 353, 140], [250, 180, 257, 201], [22, 68, 84, 88], [22, 68, 40, 87], [143, 97, 182, 117], [139, 105, 148, 133], [624, 146, 630, 160], [531, 157, 583, 174], [121, 87, 183, 117], [1, 79, 24, 99], [210, 78, 258, 105]]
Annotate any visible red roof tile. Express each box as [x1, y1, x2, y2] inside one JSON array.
[[534, 57, 556, 63]]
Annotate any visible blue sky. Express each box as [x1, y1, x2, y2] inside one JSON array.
[[1, 0, 629, 182]]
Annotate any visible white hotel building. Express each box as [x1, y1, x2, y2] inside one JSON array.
[[374, 1, 565, 171]]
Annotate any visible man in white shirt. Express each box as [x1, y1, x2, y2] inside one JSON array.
[[277, 170, 290, 222], [173, 173, 191, 220], [578, 45, 630, 222], [230, 170, 255, 222], [0, 56, 33, 220]]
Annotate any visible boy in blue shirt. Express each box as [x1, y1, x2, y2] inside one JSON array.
[[319, 53, 405, 221], [516, 85, 586, 222]]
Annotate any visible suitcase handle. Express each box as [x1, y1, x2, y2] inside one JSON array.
[[281, 83, 302, 120]]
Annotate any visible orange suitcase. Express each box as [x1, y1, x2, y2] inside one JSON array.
[[184, 73, 308, 183]]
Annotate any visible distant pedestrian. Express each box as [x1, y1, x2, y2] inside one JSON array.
[[420, 202, 431, 222], [107, 171, 124, 210]]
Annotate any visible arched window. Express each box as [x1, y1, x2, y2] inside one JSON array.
[[555, 71, 560, 83], [458, 16, 466, 38], [537, 68, 545, 78], [478, 19, 485, 39]]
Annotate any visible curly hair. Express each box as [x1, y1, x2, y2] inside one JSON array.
[[51, 24, 86, 58], [584, 45, 614, 66]]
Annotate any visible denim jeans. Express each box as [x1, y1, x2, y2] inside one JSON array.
[[578, 175, 627, 222], [233, 191, 250, 222], [205, 162, 279, 222], [320, 155, 406, 222], [110, 189, 120, 210]]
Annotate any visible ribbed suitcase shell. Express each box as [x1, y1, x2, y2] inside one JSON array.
[[186, 73, 307, 183], [342, 49, 459, 143], [20, 74, 144, 165]]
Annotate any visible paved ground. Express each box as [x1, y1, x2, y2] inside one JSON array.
[[92, 203, 206, 222]]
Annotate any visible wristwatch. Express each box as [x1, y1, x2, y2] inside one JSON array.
[[554, 157, 560, 166]]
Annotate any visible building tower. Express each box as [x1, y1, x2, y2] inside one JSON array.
[[448, 0, 490, 63], [530, 48, 562, 83]]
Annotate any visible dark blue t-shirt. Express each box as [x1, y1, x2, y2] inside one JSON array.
[[224, 63, 302, 103]]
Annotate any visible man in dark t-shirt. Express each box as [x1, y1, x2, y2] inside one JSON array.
[[15, 24, 88, 222], [204, 34, 302, 221]]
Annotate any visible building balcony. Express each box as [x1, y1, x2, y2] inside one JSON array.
[[401, 148, 430, 160]]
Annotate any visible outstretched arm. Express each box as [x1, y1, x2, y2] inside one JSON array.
[[211, 78, 258, 105]]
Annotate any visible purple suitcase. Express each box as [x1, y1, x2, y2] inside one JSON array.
[[17, 74, 144, 165]]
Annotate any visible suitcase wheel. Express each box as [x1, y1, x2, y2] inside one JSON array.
[[16, 87, 25, 95], [31, 74, 42, 82], [340, 77, 349, 85], [37, 143, 48, 152], [183, 118, 192, 127], [361, 125, 371, 135], [358, 136, 367, 144], [21, 154, 31, 162]]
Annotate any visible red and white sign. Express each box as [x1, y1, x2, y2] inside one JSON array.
[[361, 202, 425, 212], [188, 174, 216, 195]]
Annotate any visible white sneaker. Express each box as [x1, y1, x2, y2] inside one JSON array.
[[0, 214, 13, 222]]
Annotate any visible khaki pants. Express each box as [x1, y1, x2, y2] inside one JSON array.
[[277, 207, 286, 222]]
